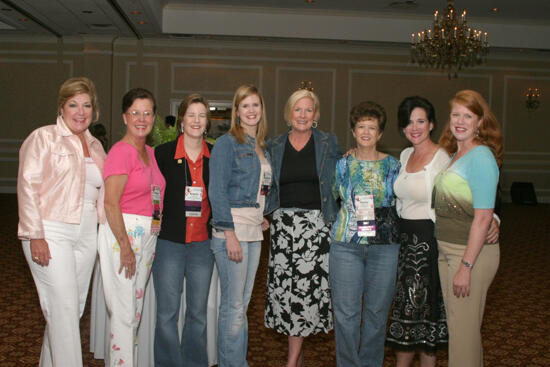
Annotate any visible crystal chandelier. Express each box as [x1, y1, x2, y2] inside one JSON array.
[[410, 0, 489, 78]]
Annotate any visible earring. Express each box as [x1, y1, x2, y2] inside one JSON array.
[[402, 129, 406, 134], [312, 120, 318, 129], [203, 130, 208, 137], [237, 116, 241, 125]]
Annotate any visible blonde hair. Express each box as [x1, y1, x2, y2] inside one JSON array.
[[439, 89, 503, 166], [57, 77, 99, 122], [284, 89, 320, 125], [229, 84, 268, 148]]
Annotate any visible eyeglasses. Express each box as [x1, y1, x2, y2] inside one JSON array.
[[127, 110, 154, 119]]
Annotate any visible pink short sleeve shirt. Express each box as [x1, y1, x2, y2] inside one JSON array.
[[103, 141, 165, 216]]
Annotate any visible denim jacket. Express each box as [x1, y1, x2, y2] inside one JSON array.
[[208, 133, 272, 231], [266, 128, 342, 223]]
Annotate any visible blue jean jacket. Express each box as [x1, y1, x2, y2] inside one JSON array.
[[266, 128, 342, 223], [208, 133, 272, 231]]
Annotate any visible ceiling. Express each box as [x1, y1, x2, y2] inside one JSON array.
[[1, 0, 550, 49]]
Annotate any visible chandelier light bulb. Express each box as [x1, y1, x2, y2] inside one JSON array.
[[410, 0, 488, 78]]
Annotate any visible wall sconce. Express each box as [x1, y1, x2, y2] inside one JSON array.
[[298, 81, 314, 91], [525, 88, 541, 112]]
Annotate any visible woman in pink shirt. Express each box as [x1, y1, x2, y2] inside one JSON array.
[[17, 77, 106, 367], [98, 88, 166, 367]]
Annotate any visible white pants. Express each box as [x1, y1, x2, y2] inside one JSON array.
[[98, 213, 157, 367], [22, 201, 98, 367]]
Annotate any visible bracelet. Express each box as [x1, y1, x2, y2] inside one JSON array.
[[461, 259, 473, 269]]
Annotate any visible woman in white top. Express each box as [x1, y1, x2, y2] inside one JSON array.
[[17, 77, 105, 366], [386, 96, 499, 367]]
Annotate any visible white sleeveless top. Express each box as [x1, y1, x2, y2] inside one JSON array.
[[84, 157, 102, 204]]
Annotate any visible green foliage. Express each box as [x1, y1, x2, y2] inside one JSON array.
[[150, 115, 178, 147]]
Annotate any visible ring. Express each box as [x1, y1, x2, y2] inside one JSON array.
[[34, 256, 39, 260]]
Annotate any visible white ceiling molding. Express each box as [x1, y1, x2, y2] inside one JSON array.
[[163, 5, 550, 50]]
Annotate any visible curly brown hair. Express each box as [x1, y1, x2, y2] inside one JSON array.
[[439, 90, 503, 166], [349, 101, 386, 131]]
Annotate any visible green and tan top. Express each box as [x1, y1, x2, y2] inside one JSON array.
[[433, 145, 499, 245]]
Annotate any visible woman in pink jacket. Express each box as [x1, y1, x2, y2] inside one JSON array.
[[17, 77, 106, 367]]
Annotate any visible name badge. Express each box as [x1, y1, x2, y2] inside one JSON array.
[[151, 185, 162, 235], [355, 194, 376, 237], [260, 170, 272, 196], [185, 186, 203, 217]]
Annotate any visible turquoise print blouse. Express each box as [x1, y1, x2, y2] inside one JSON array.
[[331, 154, 401, 245]]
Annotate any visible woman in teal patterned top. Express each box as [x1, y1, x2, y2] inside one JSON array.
[[330, 101, 401, 367]]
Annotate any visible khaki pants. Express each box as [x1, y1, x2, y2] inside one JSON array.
[[438, 240, 500, 367]]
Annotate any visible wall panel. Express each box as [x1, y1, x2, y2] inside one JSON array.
[[1, 37, 549, 200]]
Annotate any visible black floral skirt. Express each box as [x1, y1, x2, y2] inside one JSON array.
[[386, 218, 448, 353], [264, 208, 333, 337]]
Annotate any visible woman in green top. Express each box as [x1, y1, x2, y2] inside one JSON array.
[[434, 90, 503, 367]]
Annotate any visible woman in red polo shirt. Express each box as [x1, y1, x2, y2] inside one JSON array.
[[152, 94, 214, 366]]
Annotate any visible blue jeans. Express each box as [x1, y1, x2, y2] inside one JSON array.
[[211, 237, 262, 367], [152, 239, 214, 367], [330, 241, 400, 367]]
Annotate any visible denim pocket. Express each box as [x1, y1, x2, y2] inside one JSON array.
[[210, 237, 227, 253]]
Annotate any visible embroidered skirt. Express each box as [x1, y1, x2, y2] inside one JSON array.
[[386, 218, 448, 353]]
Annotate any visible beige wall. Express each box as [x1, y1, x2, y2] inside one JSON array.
[[2, 36, 549, 202]]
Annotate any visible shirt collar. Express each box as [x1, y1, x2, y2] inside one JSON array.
[[55, 115, 96, 144], [174, 135, 210, 160]]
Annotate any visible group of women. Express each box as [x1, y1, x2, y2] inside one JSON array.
[[17, 75, 502, 367]]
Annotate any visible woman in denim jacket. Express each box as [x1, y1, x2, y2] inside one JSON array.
[[264, 89, 342, 367], [208, 84, 272, 367]]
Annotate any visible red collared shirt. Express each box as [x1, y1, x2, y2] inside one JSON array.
[[174, 135, 211, 243]]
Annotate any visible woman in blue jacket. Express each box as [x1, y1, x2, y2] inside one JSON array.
[[264, 89, 342, 367], [208, 84, 272, 367]]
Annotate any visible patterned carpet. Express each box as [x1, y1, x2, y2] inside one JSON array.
[[1, 193, 549, 366]]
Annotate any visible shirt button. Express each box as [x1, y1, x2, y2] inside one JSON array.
[[193, 167, 197, 170], [190, 223, 193, 226], [193, 181, 197, 184]]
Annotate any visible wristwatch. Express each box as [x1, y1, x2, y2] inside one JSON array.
[[461, 259, 473, 269]]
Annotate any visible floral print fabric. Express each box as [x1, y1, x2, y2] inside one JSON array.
[[332, 154, 401, 245], [264, 208, 333, 337], [98, 213, 157, 367]]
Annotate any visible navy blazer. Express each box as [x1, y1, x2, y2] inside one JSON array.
[[154, 138, 213, 243]]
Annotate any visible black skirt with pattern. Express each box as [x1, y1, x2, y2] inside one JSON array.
[[386, 218, 448, 353], [264, 208, 333, 337]]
